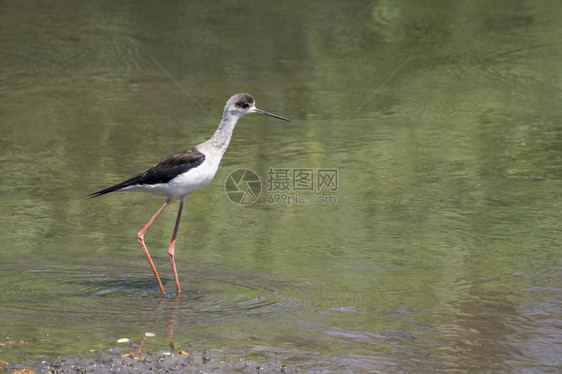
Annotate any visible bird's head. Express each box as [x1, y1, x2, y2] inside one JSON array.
[[225, 93, 290, 121]]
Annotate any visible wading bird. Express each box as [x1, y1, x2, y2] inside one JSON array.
[[91, 93, 289, 294]]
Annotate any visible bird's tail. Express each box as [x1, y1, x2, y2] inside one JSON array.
[[90, 186, 121, 198]]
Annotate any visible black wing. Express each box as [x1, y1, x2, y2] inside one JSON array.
[[90, 147, 205, 197]]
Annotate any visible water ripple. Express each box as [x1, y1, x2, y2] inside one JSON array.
[[0, 266, 316, 327]]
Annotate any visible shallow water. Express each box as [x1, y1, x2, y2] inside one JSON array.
[[1, 1, 561, 372]]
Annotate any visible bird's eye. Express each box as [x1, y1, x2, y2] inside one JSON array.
[[237, 102, 250, 109]]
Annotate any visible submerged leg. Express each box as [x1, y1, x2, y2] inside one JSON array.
[[137, 196, 173, 295], [168, 199, 185, 294]]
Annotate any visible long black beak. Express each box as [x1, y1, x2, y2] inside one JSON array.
[[253, 108, 290, 121]]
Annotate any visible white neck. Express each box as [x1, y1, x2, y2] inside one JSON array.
[[208, 110, 241, 155]]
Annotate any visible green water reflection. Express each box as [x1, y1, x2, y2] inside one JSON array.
[[1, 1, 561, 372]]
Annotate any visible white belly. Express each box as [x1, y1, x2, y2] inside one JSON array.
[[168, 160, 219, 196]]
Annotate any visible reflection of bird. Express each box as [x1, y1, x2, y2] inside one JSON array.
[[91, 94, 289, 295]]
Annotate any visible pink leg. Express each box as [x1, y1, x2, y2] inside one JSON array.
[[137, 196, 173, 295], [168, 200, 184, 294]]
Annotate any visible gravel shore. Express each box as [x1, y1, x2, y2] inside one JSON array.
[[6, 348, 293, 374]]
